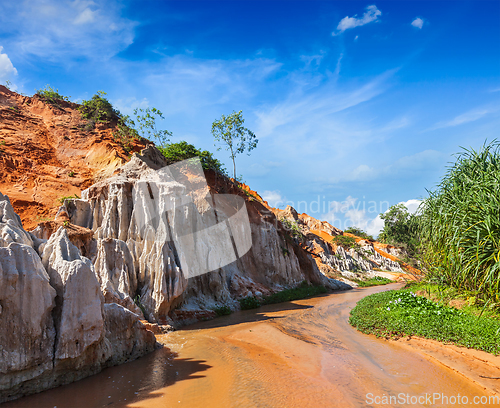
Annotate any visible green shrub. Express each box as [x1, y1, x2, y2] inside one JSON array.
[[420, 141, 500, 299], [264, 282, 327, 304], [350, 289, 500, 354], [280, 218, 304, 241], [35, 85, 70, 105], [158, 141, 226, 174], [331, 234, 359, 249], [344, 227, 374, 241], [79, 91, 118, 129], [239, 296, 261, 310], [213, 305, 232, 316], [58, 194, 80, 204], [355, 276, 392, 287], [112, 115, 140, 153]]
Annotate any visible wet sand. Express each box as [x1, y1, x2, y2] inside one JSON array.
[[4, 284, 499, 407]]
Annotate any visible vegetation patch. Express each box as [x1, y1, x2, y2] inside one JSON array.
[[419, 141, 500, 300], [238, 282, 327, 311], [354, 276, 393, 287], [35, 85, 70, 106], [58, 194, 80, 204], [264, 282, 327, 304], [213, 305, 232, 316], [79, 91, 118, 129], [158, 141, 226, 174], [331, 234, 359, 249], [280, 218, 304, 242], [239, 296, 261, 310], [349, 289, 500, 354], [344, 227, 374, 241]]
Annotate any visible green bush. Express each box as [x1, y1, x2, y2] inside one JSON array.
[[344, 227, 374, 241], [331, 234, 359, 249], [419, 141, 500, 299], [264, 282, 327, 304], [213, 305, 232, 316], [158, 141, 226, 174], [79, 91, 118, 129], [280, 218, 304, 241], [58, 194, 80, 204], [35, 85, 70, 105], [350, 289, 500, 354], [239, 296, 261, 310], [112, 115, 140, 153]]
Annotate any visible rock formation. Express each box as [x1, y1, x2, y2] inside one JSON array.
[[0, 193, 157, 403], [56, 147, 350, 326]]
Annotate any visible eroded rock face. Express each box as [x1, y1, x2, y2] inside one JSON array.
[[59, 150, 350, 322], [0, 193, 158, 403], [103, 303, 157, 365], [41, 227, 104, 361], [94, 238, 142, 317], [0, 243, 56, 394]]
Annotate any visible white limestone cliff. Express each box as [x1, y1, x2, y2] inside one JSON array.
[[0, 194, 157, 403]]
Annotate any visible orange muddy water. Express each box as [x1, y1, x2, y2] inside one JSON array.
[[4, 284, 498, 408]]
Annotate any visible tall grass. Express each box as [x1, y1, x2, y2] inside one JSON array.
[[419, 141, 500, 300]]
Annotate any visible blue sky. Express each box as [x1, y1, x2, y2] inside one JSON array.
[[0, 0, 499, 235]]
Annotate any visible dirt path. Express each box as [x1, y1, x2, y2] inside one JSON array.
[[4, 284, 499, 407]]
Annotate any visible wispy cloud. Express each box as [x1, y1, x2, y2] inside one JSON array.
[[0, 46, 17, 82], [429, 105, 500, 130], [2, 0, 137, 61], [139, 56, 282, 118], [411, 17, 424, 29], [255, 67, 399, 141], [332, 5, 382, 36], [261, 190, 285, 207]]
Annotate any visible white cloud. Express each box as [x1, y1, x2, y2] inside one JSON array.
[[411, 17, 424, 29], [333, 5, 382, 36], [401, 199, 422, 215], [354, 35, 359, 41], [74, 7, 97, 25], [429, 105, 500, 130], [321, 195, 387, 236], [3, 0, 137, 60], [0, 46, 17, 82], [262, 190, 285, 208]]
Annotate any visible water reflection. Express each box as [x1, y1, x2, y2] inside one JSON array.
[[2, 348, 211, 408]]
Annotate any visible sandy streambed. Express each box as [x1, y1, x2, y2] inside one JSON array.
[[4, 284, 498, 407]]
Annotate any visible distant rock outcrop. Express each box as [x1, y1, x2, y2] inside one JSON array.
[[274, 205, 410, 286]]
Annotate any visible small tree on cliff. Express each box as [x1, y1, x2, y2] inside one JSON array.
[[211, 110, 258, 180]]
